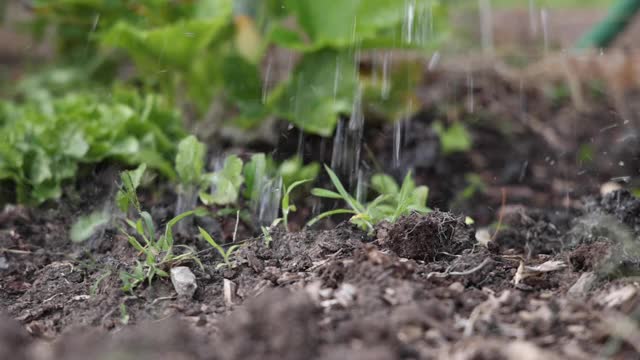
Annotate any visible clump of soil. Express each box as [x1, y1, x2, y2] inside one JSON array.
[[376, 211, 473, 261], [493, 208, 571, 257]]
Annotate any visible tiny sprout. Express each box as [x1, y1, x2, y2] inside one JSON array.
[[198, 227, 240, 269]]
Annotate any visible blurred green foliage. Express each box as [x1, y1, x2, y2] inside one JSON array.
[[0, 87, 185, 204], [25, 0, 448, 136]]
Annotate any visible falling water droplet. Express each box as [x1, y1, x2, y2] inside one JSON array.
[[331, 86, 364, 191], [478, 0, 494, 55], [262, 58, 272, 104], [297, 132, 304, 158], [382, 52, 391, 99], [356, 168, 366, 203], [528, 0, 538, 36], [540, 8, 549, 53], [428, 51, 441, 71], [258, 177, 282, 226], [403, 0, 416, 44], [467, 69, 475, 113], [393, 120, 403, 168]]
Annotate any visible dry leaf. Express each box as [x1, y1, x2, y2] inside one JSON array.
[[514, 260, 567, 285]]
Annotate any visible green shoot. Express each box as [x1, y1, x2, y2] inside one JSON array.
[[200, 155, 244, 206], [309, 165, 430, 232], [198, 227, 240, 269], [282, 179, 312, 232], [261, 226, 274, 247], [117, 166, 204, 293]]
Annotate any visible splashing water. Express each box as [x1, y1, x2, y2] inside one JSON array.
[[331, 86, 364, 191], [258, 176, 282, 226], [403, 0, 416, 44]]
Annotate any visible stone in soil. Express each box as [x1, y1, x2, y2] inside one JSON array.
[[171, 266, 198, 298]]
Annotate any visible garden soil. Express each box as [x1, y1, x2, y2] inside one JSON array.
[[3, 66, 640, 359]]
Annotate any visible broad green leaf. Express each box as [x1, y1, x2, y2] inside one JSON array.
[[278, 156, 320, 189], [371, 174, 399, 195], [222, 54, 269, 128], [413, 185, 429, 208], [205, 155, 244, 205], [271, 50, 357, 136], [282, 0, 446, 51], [175, 135, 206, 186], [102, 17, 229, 71], [70, 210, 110, 243], [243, 153, 275, 200]]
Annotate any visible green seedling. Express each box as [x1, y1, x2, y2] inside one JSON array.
[[119, 303, 130, 325], [175, 135, 213, 206], [117, 166, 205, 293], [90, 270, 112, 296], [198, 227, 240, 269], [281, 179, 312, 232], [433, 121, 472, 155], [309, 165, 430, 232], [201, 154, 244, 206], [261, 226, 274, 247]]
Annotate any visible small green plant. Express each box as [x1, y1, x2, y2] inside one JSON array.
[[117, 166, 204, 293], [201, 154, 244, 206], [261, 226, 274, 247], [119, 303, 130, 325], [175, 135, 210, 200], [198, 227, 240, 269], [432, 121, 472, 155], [309, 165, 429, 232], [280, 179, 312, 232]]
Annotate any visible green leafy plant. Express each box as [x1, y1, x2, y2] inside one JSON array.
[[117, 166, 204, 293], [198, 226, 240, 269], [70, 210, 111, 243], [310, 165, 429, 232], [243, 154, 319, 201], [0, 88, 184, 205], [201, 155, 244, 206]]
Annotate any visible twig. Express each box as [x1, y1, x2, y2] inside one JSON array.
[[0, 248, 32, 255], [427, 258, 492, 279], [233, 210, 240, 242]]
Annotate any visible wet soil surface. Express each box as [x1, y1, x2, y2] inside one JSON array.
[[3, 191, 640, 359], [3, 69, 640, 359]]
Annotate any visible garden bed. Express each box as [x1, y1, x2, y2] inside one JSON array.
[[3, 65, 640, 359]]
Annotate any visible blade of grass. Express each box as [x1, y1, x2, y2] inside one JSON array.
[[307, 209, 357, 227]]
